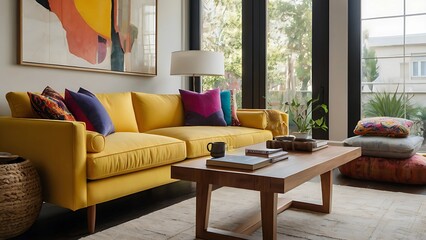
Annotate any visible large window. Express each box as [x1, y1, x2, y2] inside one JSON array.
[[349, 0, 426, 147], [266, 0, 313, 134], [200, 0, 243, 107], [192, 0, 329, 138]]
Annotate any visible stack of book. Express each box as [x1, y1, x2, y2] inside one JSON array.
[[205, 147, 289, 171], [295, 139, 328, 150], [206, 155, 273, 171], [245, 147, 288, 163], [267, 138, 328, 152]]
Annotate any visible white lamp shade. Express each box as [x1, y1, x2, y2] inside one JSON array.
[[170, 50, 225, 76]]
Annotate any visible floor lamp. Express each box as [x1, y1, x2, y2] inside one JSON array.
[[170, 50, 225, 92]]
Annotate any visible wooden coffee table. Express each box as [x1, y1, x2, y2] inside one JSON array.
[[171, 143, 361, 240]]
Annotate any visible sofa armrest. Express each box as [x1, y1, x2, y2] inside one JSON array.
[[237, 109, 289, 136], [86, 130, 105, 153], [0, 117, 88, 211], [277, 111, 289, 136]]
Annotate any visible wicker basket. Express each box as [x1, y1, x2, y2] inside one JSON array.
[[0, 159, 42, 239]]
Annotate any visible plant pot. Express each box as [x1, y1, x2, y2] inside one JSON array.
[[292, 132, 309, 139]]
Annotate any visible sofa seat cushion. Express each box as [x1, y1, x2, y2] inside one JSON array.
[[146, 126, 273, 158], [86, 132, 186, 180]]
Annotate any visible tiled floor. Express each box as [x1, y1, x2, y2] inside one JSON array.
[[9, 169, 426, 240]]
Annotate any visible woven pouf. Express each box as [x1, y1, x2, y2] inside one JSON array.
[[339, 154, 426, 184], [0, 159, 42, 239]]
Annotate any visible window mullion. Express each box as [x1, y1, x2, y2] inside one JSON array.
[[242, 0, 253, 108], [348, 0, 362, 137], [242, 0, 267, 109]]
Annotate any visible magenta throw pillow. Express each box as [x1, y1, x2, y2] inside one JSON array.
[[64, 88, 115, 136], [179, 88, 227, 126]]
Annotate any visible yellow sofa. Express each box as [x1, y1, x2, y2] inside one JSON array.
[[0, 91, 288, 233]]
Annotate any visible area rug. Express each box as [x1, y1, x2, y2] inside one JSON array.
[[81, 182, 426, 239]]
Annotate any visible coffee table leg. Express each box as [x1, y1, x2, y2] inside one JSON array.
[[196, 183, 212, 239], [320, 170, 332, 213], [291, 170, 333, 213], [260, 192, 278, 240]]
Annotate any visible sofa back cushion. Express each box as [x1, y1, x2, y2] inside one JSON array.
[[131, 92, 184, 132], [95, 92, 139, 133], [6, 92, 38, 118], [6, 91, 139, 133]]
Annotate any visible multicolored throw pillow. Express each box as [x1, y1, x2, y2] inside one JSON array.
[[42, 86, 65, 102], [179, 88, 227, 126], [64, 88, 115, 136], [353, 117, 414, 138], [27, 86, 75, 121]]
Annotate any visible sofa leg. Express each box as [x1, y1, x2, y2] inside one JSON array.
[[87, 205, 96, 234]]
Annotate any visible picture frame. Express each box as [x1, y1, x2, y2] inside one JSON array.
[[19, 0, 157, 76]]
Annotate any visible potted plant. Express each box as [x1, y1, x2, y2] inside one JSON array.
[[285, 96, 328, 138]]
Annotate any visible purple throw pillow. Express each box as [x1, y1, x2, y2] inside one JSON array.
[[179, 88, 227, 126], [64, 88, 115, 136]]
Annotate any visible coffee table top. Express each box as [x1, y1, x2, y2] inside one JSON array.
[[171, 142, 361, 193]]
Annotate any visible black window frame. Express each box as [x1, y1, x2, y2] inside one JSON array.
[[347, 0, 361, 137]]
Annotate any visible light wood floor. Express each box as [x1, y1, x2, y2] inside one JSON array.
[[9, 169, 426, 240]]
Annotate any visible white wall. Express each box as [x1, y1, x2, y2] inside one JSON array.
[[0, 0, 186, 116], [329, 0, 348, 141]]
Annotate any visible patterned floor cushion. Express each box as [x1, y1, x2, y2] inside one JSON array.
[[338, 154, 426, 185]]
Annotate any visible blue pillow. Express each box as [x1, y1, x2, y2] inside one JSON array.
[[220, 90, 232, 125], [64, 88, 115, 136]]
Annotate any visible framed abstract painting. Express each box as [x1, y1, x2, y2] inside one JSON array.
[[19, 0, 157, 76]]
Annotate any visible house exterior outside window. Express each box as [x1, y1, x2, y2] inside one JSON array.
[[359, 0, 426, 149]]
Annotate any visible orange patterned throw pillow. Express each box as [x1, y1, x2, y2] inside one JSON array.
[[28, 86, 75, 121], [353, 117, 414, 138]]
